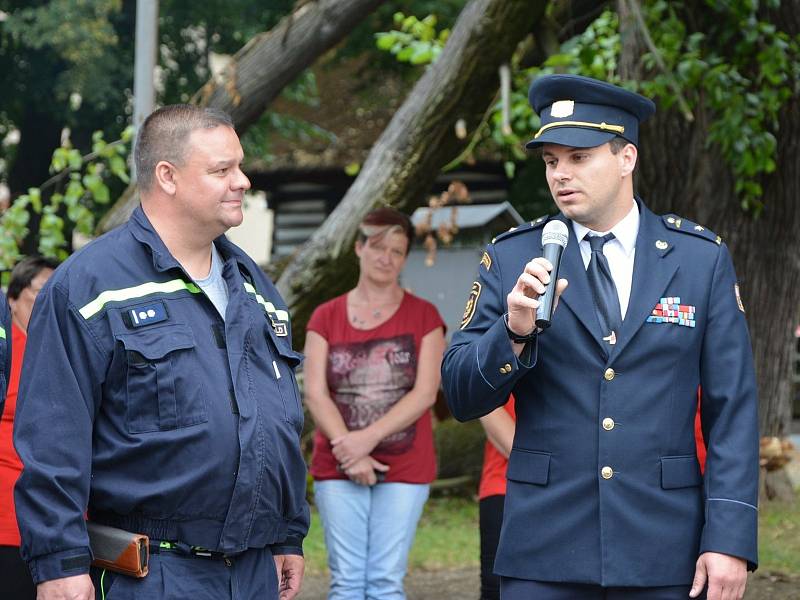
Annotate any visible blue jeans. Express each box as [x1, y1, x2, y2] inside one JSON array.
[[314, 479, 430, 600]]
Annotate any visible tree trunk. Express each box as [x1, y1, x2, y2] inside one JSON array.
[[192, 0, 387, 135], [97, 0, 386, 233], [276, 0, 547, 340], [628, 1, 799, 499]]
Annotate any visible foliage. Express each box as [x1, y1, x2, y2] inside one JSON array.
[[336, 0, 466, 69], [375, 12, 450, 65], [493, 0, 799, 213], [2, 0, 123, 110], [485, 9, 623, 164], [377, 2, 798, 214], [638, 0, 799, 212], [0, 127, 134, 268], [240, 70, 336, 162]]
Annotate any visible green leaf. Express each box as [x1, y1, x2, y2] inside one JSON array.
[[375, 32, 397, 51], [28, 187, 42, 213], [109, 155, 130, 183], [67, 149, 83, 170], [409, 45, 434, 65], [51, 148, 69, 172], [396, 46, 415, 62]]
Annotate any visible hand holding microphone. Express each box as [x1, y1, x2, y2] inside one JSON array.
[[506, 220, 569, 343]]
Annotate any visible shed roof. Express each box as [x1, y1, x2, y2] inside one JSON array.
[[411, 201, 524, 231]]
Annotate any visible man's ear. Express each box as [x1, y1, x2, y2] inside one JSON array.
[[154, 160, 178, 195], [619, 143, 638, 178]]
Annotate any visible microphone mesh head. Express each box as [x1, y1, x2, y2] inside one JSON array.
[[542, 220, 569, 248]]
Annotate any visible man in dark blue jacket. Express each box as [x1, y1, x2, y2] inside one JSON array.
[[442, 75, 758, 600], [14, 105, 309, 600], [0, 288, 9, 413]]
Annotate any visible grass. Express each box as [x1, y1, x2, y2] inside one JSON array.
[[303, 495, 800, 576], [758, 501, 800, 574]]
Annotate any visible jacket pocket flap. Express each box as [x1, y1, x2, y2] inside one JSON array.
[[661, 455, 702, 489], [277, 346, 303, 367], [116, 326, 195, 360], [264, 327, 303, 367], [507, 449, 551, 485]]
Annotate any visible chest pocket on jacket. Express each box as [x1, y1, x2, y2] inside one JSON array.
[[264, 324, 304, 427], [116, 325, 208, 434]]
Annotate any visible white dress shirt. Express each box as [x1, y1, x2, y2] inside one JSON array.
[[572, 201, 639, 319]]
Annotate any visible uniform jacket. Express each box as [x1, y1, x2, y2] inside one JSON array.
[[442, 200, 759, 587], [0, 289, 10, 413], [14, 207, 309, 584]]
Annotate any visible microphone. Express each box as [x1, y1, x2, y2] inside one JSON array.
[[535, 220, 569, 330]]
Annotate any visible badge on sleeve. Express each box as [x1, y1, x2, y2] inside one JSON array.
[[480, 251, 492, 271], [461, 281, 482, 329], [734, 284, 745, 312], [123, 300, 169, 329]]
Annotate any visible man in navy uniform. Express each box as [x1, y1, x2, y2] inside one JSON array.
[[14, 105, 309, 600], [442, 74, 758, 600]]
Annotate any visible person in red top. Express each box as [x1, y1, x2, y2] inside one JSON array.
[[0, 256, 58, 600], [304, 207, 446, 600], [477, 396, 516, 600]]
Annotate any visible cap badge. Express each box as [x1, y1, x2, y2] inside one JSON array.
[[550, 100, 574, 118]]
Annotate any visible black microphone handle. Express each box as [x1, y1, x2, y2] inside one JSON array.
[[535, 242, 565, 330]]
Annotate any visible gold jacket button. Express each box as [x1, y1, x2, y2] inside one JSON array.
[[604, 368, 615, 381], [602, 418, 615, 431], [499, 363, 512, 374], [601, 466, 614, 479]]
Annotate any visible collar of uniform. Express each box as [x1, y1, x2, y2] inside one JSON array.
[[129, 206, 254, 276], [571, 200, 639, 258], [212, 232, 256, 277], [128, 205, 184, 273]]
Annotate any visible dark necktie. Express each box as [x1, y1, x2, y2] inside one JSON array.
[[585, 233, 622, 345]]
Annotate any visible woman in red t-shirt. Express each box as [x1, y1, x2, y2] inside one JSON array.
[[0, 256, 57, 600], [304, 207, 446, 600]]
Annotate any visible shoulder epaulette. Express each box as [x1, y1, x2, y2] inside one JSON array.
[[492, 214, 550, 244], [661, 214, 722, 245]]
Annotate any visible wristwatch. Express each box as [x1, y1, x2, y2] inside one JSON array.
[[503, 313, 538, 344]]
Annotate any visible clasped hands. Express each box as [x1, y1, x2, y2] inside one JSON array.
[[331, 428, 388, 486]]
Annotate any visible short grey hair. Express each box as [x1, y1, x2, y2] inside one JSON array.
[[134, 104, 234, 192]]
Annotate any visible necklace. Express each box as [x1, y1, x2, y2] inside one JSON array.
[[348, 292, 401, 327]]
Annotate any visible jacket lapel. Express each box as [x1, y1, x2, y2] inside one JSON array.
[[556, 216, 606, 355], [609, 202, 679, 362]]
